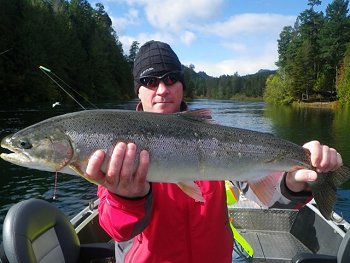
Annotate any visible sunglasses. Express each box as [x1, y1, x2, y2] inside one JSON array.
[[139, 71, 182, 88]]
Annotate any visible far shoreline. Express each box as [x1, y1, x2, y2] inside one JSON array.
[[293, 101, 340, 109]]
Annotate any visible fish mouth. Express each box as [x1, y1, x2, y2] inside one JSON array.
[[0, 139, 31, 164]]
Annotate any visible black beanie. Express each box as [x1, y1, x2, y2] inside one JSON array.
[[133, 40, 185, 94]]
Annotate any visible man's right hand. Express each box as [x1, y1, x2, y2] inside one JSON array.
[[85, 142, 151, 198]]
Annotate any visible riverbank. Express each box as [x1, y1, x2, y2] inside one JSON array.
[[293, 100, 341, 109]]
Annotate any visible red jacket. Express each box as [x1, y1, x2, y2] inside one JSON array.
[[97, 102, 311, 262], [97, 181, 233, 262]]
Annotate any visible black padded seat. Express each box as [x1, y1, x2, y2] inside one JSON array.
[[1, 198, 114, 263]]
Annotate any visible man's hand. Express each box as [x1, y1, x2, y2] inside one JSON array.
[[286, 140, 343, 192], [85, 142, 151, 198]]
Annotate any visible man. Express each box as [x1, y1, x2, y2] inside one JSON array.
[[85, 40, 343, 262]]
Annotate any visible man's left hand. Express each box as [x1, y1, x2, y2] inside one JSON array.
[[285, 140, 343, 192]]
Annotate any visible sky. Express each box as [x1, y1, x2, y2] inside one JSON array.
[[87, 0, 334, 77]]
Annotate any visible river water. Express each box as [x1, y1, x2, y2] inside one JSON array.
[[1, 99, 350, 238]]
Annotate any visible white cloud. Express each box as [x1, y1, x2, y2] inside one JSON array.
[[119, 35, 136, 53], [181, 31, 196, 45], [188, 41, 278, 77], [101, 0, 147, 5], [102, 0, 224, 31], [192, 56, 277, 77], [222, 42, 248, 53], [137, 33, 175, 46], [96, 0, 296, 75], [199, 13, 296, 37], [178, 13, 295, 76], [110, 8, 139, 34], [144, 0, 224, 31]]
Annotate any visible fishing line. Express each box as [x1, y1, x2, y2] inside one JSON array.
[[53, 171, 58, 200], [0, 48, 12, 56], [39, 66, 86, 110], [39, 66, 99, 110]]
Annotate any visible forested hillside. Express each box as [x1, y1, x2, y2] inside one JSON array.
[[182, 66, 275, 100], [0, 0, 133, 107], [0, 0, 276, 107], [264, 0, 350, 104]]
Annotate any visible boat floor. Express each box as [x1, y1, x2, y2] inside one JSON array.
[[229, 199, 343, 262], [75, 199, 345, 262], [241, 230, 311, 262]]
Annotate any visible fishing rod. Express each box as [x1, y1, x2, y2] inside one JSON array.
[[39, 65, 99, 199], [39, 66, 98, 110]]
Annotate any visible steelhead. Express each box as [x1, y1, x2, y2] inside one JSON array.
[[1, 109, 349, 219]]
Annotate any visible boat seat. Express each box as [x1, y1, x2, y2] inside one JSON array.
[[0, 198, 115, 263], [292, 226, 350, 263]]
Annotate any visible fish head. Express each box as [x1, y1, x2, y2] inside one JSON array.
[[0, 126, 74, 172]]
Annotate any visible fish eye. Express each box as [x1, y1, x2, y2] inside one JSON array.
[[19, 139, 32, 149]]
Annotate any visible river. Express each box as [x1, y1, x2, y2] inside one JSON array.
[[0, 99, 350, 238]]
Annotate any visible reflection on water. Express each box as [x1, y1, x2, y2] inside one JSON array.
[[0, 99, 349, 239], [265, 104, 350, 165]]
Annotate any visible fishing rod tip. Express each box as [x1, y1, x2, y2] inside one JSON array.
[[39, 66, 51, 72]]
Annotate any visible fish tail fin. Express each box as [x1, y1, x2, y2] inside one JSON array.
[[311, 181, 337, 220], [311, 165, 350, 220]]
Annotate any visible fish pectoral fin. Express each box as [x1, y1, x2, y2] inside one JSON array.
[[177, 181, 205, 202], [68, 164, 85, 176], [247, 172, 282, 206], [68, 164, 98, 185]]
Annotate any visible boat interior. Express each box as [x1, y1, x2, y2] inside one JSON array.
[[229, 200, 350, 262], [0, 198, 350, 263], [0, 198, 114, 263]]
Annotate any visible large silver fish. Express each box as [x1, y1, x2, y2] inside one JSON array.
[[1, 109, 349, 219]]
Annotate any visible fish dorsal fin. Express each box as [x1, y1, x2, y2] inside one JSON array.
[[177, 109, 214, 124]]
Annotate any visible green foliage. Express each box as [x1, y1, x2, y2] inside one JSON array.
[[128, 41, 139, 70], [276, 26, 294, 68], [337, 44, 350, 104], [0, 0, 133, 108], [274, 0, 350, 104], [264, 73, 293, 105], [181, 66, 273, 100]]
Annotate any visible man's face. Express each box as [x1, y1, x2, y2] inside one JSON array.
[[138, 80, 183, 113]]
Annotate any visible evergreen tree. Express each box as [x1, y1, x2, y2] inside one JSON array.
[[318, 0, 350, 92], [296, 1, 324, 90], [337, 43, 350, 103], [0, 0, 134, 107], [276, 26, 294, 69], [128, 41, 140, 70], [272, 0, 350, 104]]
